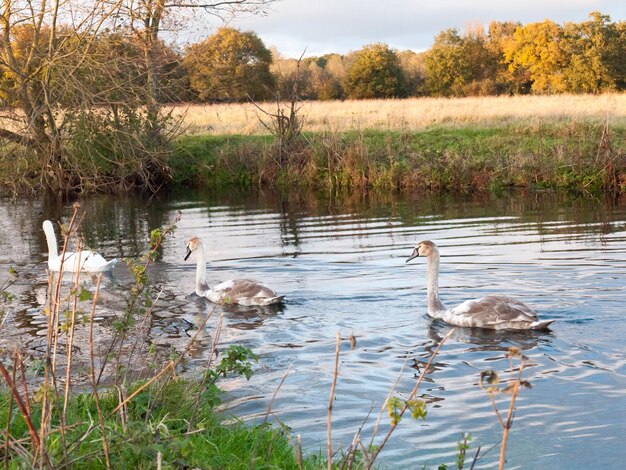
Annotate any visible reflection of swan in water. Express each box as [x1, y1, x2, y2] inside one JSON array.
[[406, 240, 553, 330], [43, 220, 117, 273], [220, 302, 285, 330], [425, 318, 550, 353], [184, 237, 285, 306]]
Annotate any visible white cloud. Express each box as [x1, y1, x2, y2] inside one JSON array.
[[200, 0, 626, 58]]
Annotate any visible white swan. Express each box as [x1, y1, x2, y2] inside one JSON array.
[[184, 236, 284, 306], [406, 240, 553, 330], [43, 220, 118, 273]]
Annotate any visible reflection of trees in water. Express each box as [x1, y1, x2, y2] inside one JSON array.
[[171, 186, 626, 244], [39, 193, 172, 261], [4, 187, 624, 276]]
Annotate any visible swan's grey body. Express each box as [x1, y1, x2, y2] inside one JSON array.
[[43, 220, 118, 273], [406, 240, 553, 330], [184, 237, 284, 306]]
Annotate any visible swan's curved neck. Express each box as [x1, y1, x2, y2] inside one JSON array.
[[426, 251, 446, 316], [194, 242, 208, 293], [43, 222, 59, 260]]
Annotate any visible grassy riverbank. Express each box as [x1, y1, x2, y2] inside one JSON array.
[[171, 120, 626, 192], [1, 95, 625, 195]]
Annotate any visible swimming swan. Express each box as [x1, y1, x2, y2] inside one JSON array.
[[184, 236, 284, 306], [43, 220, 118, 273], [406, 240, 553, 330]]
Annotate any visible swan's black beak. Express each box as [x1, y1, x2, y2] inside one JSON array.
[[406, 248, 419, 263], [184, 246, 192, 261]]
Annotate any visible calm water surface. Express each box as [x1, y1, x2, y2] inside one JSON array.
[[1, 189, 625, 468]]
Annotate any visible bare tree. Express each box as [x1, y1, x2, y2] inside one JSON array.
[[0, 0, 121, 190], [119, 0, 278, 143], [0, 0, 277, 194]]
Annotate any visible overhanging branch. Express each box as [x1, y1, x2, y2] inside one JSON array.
[[0, 128, 38, 148]]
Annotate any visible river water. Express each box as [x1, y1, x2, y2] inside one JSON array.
[[1, 189, 625, 468]]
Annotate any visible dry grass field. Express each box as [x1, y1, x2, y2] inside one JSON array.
[[169, 94, 626, 136]]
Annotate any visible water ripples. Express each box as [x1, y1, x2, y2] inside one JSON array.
[[1, 190, 626, 468]]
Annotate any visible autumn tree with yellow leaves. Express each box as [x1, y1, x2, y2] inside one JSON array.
[[184, 27, 275, 102]]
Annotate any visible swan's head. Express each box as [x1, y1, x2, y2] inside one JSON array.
[[43, 219, 55, 234], [184, 237, 203, 261], [406, 240, 438, 263]]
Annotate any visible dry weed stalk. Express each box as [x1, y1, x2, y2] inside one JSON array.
[[480, 347, 531, 470], [327, 332, 341, 470], [324, 328, 455, 469], [366, 328, 455, 467], [88, 274, 111, 470]]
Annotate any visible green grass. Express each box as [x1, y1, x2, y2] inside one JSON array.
[[170, 121, 626, 193], [0, 379, 307, 469]]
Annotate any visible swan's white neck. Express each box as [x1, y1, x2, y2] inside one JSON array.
[[42, 221, 59, 260], [194, 240, 208, 294], [425, 250, 447, 317]]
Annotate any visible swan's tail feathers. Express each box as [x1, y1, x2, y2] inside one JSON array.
[[103, 258, 119, 271], [262, 295, 285, 306], [531, 319, 554, 330], [88, 258, 119, 273]]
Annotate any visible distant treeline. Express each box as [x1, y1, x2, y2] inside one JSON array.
[[270, 12, 626, 100], [1, 11, 624, 108]]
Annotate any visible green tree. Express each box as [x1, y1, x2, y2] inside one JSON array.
[[424, 29, 470, 96], [397, 50, 426, 96], [304, 54, 344, 100], [317, 54, 346, 99], [617, 21, 626, 89], [425, 27, 504, 97], [562, 12, 626, 93], [460, 25, 502, 95], [344, 43, 407, 99], [184, 27, 274, 101], [502, 20, 568, 94]]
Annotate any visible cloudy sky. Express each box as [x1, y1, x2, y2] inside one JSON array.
[[213, 0, 626, 58]]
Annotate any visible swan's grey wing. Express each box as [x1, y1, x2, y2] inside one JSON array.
[[211, 279, 282, 305], [449, 295, 539, 326]]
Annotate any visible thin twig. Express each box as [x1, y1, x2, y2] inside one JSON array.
[[41, 206, 80, 463], [469, 445, 482, 470], [3, 352, 16, 470], [0, 362, 43, 460], [327, 332, 341, 470], [345, 405, 374, 470], [366, 327, 456, 468], [262, 365, 293, 424], [296, 434, 303, 470], [186, 312, 224, 432], [88, 275, 111, 470], [498, 356, 525, 470], [367, 355, 410, 450], [63, 238, 84, 417]]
